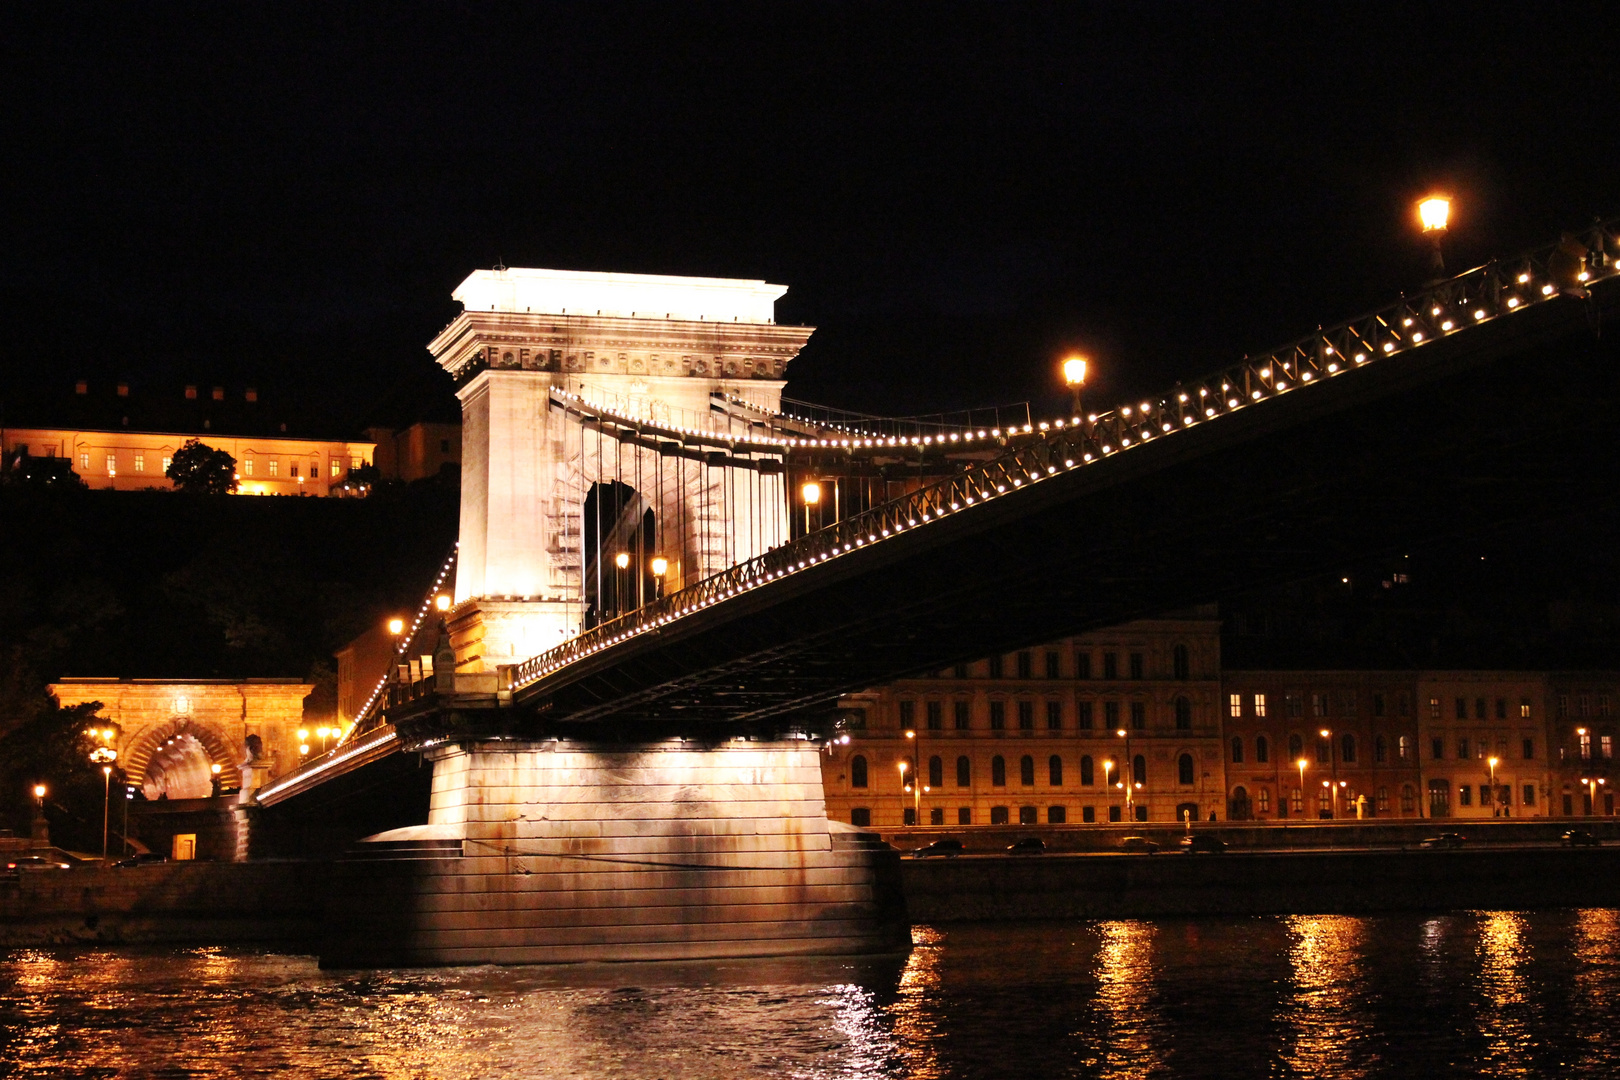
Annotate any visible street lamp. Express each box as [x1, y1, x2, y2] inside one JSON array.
[[1487, 756, 1500, 818], [1417, 194, 1452, 274], [298, 728, 310, 758], [897, 759, 916, 826], [387, 617, 405, 636], [1062, 355, 1089, 419], [801, 481, 821, 534], [1117, 728, 1134, 819], [435, 593, 451, 612], [1580, 776, 1606, 816], [651, 555, 668, 599], [1297, 757, 1308, 818], [1103, 758, 1116, 819], [1319, 728, 1339, 818], [100, 765, 112, 860]]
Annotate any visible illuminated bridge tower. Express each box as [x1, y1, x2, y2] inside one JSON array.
[[430, 268, 814, 671]]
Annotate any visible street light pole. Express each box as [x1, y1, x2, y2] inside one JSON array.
[[1117, 728, 1134, 820], [101, 765, 112, 860], [1320, 728, 1338, 818], [1418, 194, 1452, 275], [1487, 756, 1500, 818], [1103, 759, 1116, 820], [1062, 356, 1089, 419], [1297, 758, 1308, 819]]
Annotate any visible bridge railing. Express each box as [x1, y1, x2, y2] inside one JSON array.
[[505, 219, 1618, 694], [342, 543, 460, 743]]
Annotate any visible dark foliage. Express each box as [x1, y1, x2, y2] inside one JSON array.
[[166, 438, 237, 495]]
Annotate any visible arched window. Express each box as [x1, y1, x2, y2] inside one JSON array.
[[1019, 755, 1035, 786], [851, 755, 868, 789], [1402, 784, 1416, 812], [1288, 733, 1303, 761], [1231, 736, 1244, 763], [1178, 753, 1195, 785], [1133, 754, 1147, 786], [992, 755, 1006, 786], [1375, 735, 1388, 763], [956, 755, 971, 787], [1257, 787, 1271, 812], [1255, 735, 1270, 763], [1080, 755, 1095, 785], [1049, 755, 1063, 786], [1376, 786, 1390, 812], [1173, 643, 1190, 679], [1341, 733, 1357, 763], [928, 755, 943, 788], [1174, 696, 1192, 730], [1399, 735, 1411, 760]]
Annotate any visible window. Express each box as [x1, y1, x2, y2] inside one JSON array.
[[1522, 737, 1534, 760], [350, 455, 361, 470], [1399, 735, 1411, 761], [1173, 644, 1190, 680], [290, 464, 299, 478], [244, 457, 254, 476], [1373, 693, 1385, 717], [1019, 755, 1035, 786], [133, 454, 144, 472], [1429, 697, 1441, 719], [1495, 698, 1507, 720], [1376, 786, 1390, 812], [851, 808, 871, 827], [899, 700, 915, 729], [1110, 805, 1123, 822], [929, 807, 944, 825], [991, 806, 1009, 825], [1079, 701, 1094, 729], [1375, 735, 1387, 763], [1523, 784, 1536, 806], [956, 756, 971, 787], [330, 460, 341, 477], [1341, 734, 1356, 763], [1475, 697, 1487, 720], [1017, 652, 1032, 679], [1316, 735, 1330, 763], [268, 459, 278, 476], [1075, 652, 1091, 680], [1288, 734, 1303, 760], [1580, 732, 1591, 759], [1103, 653, 1118, 679], [1521, 698, 1532, 718], [1174, 697, 1191, 730], [1081, 755, 1095, 786], [1399, 693, 1412, 717], [925, 701, 942, 730], [1178, 754, 1195, 785], [850, 756, 868, 788], [1135, 804, 1148, 822], [1254, 694, 1267, 718], [103, 453, 115, 475], [1133, 754, 1147, 786], [1083, 806, 1096, 823], [1047, 805, 1066, 823], [903, 808, 917, 826], [1459, 786, 1472, 807], [1257, 787, 1270, 813], [1604, 735, 1614, 760], [958, 807, 972, 825], [1129, 653, 1144, 680], [954, 701, 970, 730], [1603, 695, 1614, 718], [988, 655, 1004, 678], [1045, 652, 1060, 679], [1229, 693, 1243, 718], [1402, 785, 1416, 813], [1431, 737, 1444, 759], [1292, 787, 1304, 813], [1130, 701, 1146, 730], [162, 456, 171, 473], [990, 701, 1006, 730], [1049, 755, 1063, 786], [1318, 789, 1332, 815], [928, 756, 943, 787], [1287, 694, 1303, 718], [1105, 701, 1120, 729], [1255, 736, 1270, 763], [1046, 701, 1062, 730], [1312, 693, 1326, 718], [1457, 737, 1470, 760], [1454, 697, 1466, 720], [1017, 701, 1034, 730], [309, 460, 317, 478], [992, 756, 1006, 786], [1231, 736, 1244, 763], [1019, 806, 1038, 825]]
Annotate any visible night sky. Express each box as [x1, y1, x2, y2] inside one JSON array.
[[4, 2, 1619, 426]]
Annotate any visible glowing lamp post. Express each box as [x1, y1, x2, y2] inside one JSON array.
[[298, 728, 310, 758], [1062, 355, 1089, 419], [1418, 195, 1451, 274], [435, 593, 451, 612], [801, 481, 821, 534], [387, 617, 405, 636], [1297, 758, 1308, 818], [1487, 756, 1500, 817], [1117, 728, 1135, 819], [1103, 759, 1116, 819], [651, 556, 668, 599]]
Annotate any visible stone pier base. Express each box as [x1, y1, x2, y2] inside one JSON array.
[[320, 738, 909, 967]]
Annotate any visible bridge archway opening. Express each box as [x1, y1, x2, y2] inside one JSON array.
[[583, 480, 657, 627]]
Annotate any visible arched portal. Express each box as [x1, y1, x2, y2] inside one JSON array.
[[127, 719, 233, 801], [582, 481, 658, 627]]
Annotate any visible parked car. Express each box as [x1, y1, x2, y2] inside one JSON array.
[[1562, 829, 1601, 848], [1420, 832, 1467, 849], [913, 839, 964, 858], [113, 852, 168, 868], [1119, 836, 1160, 854], [1180, 834, 1228, 855], [1006, 837, 1047, 855], [4, 855, 72, 872]]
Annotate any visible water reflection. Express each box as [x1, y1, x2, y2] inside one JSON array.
[[1092, 920, 1164, 1079], [1475, 912, 1530, 1074], [1281, 915, 1368, 1077]]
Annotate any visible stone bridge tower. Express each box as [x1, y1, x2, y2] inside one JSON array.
[[429, 268, 814, 671]]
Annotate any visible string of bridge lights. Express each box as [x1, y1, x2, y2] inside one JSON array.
[[507, 221, 1618, 693]]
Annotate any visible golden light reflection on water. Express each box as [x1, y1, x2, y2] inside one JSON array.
[[885, 924, 946, 1080], [1092, 920, 1163, 1080], [1281, 915, 1367, 1077], [1474, 912, 1531, 1075], [1572, 908, 1619, 1066]]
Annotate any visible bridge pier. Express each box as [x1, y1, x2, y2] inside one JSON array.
[[320, 737, 908, 967]]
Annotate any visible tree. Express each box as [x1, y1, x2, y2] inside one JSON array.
[[166, 439, 237, 494], [1, 449, 85, 489], [0, 694, 112, 851]]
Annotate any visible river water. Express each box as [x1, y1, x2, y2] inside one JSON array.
[[3, 911, 1618, 1079]]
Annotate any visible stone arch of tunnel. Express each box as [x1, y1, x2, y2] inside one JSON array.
[[125, 717, 234, 800]]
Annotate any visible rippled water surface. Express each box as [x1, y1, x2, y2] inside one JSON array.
[[5, 911, 1620, 1079]]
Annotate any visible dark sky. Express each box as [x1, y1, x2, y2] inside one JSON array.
[[4, 2, 1618, 426]]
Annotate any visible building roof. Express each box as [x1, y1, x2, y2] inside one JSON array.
[[2, 378, 363, 442], [452, 267, 788, 324]]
